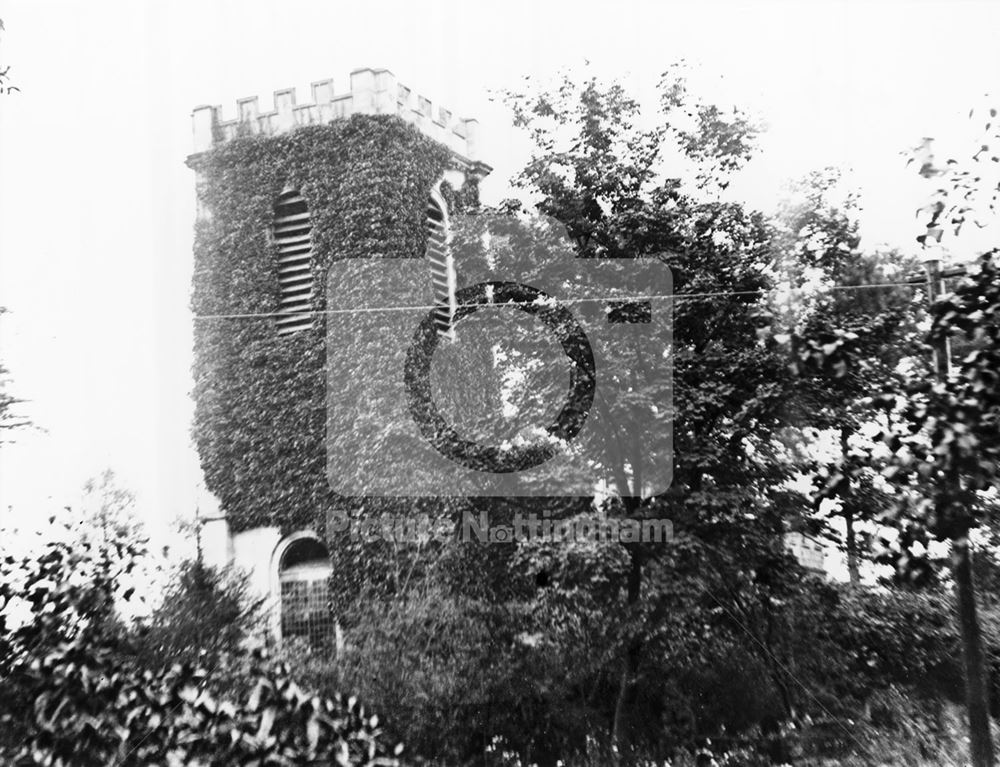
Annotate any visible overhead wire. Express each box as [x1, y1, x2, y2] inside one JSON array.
[[192, 273, 962, 322]]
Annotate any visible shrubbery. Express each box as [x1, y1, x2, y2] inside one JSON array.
[[270, 549, 999, 767], [0, 518, 402, 766], [129, 558, 265, 669], [2, 512, 993, 766]]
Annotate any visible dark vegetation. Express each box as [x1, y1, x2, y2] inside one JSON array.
[[3, 68, 1000, 765]]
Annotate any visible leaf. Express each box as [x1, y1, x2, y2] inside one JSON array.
[[256, 706, 276, 740], [306, 715, 321, 751]]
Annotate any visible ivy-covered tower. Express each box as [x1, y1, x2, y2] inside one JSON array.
[[187, 68, 490, 641]]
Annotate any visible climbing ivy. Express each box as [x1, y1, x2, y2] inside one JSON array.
[[190, 114, 476, 536]]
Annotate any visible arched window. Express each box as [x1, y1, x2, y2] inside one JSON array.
[[278, 535, 332, 644], [425, 195, 454, 337], [273, 190, 314, 334]]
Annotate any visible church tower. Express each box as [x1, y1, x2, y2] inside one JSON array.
[[187, 68, 490, 642]]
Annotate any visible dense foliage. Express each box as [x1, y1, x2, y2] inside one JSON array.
[[0, 518, 401, 766], [129, 558, 265, 668], [802, 107, 1000, 766]]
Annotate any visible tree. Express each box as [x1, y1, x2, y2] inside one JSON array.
[[815, 111, 1000, 767], [0, 309, 30, 440], [131, 558, 264, 668], [873, 253, 1000, 767], [773, 170, 924, 585], [79, 469, 146, 606], [499, 68, 835, 756], [898, 113, 1000, 767], [0, 361, 28, 438]]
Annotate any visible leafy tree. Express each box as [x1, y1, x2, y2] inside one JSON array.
[[810, 110, 1000, 767], [873, 252, 1000, 767], [773, 170, 925, 584], [498, 69, 843, 757], [80, 469, 144, 551]]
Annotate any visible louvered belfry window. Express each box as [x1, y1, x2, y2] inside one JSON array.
[[425, 196, 454, 337], [273, 190, 314, 334]]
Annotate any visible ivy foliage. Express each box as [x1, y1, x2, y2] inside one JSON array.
[[191, 114, 473, 535]]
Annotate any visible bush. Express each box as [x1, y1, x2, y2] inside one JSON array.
[[129, 558, 265, 668], [0, 518, 402, 766], [277, 582, 598, 767], [280, 585, 525, 765]]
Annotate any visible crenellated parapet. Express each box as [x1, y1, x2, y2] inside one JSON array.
[[191, 67, 484, 167]]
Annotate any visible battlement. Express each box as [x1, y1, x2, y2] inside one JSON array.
[[191, 68, 482, 163]]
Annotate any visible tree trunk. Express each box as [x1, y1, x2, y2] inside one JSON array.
[[839, 427, 860, 587], [844, 508, 859, 587], [763, 598, 794, 721], [611, 538, 643, 758], [611, 663, 629, 758], [953, 537, 995, 767]]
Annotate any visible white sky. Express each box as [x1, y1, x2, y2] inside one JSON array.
[[1, 0, 999, 546]]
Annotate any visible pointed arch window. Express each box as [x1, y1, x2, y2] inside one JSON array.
[[273, 190, 315, 334], [425, 195, 455, 337]]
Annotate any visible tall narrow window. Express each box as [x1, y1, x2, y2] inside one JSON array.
[[425, 196, 454, 337], [273, 190, 314, 334], [278, 536, 333, 645]]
